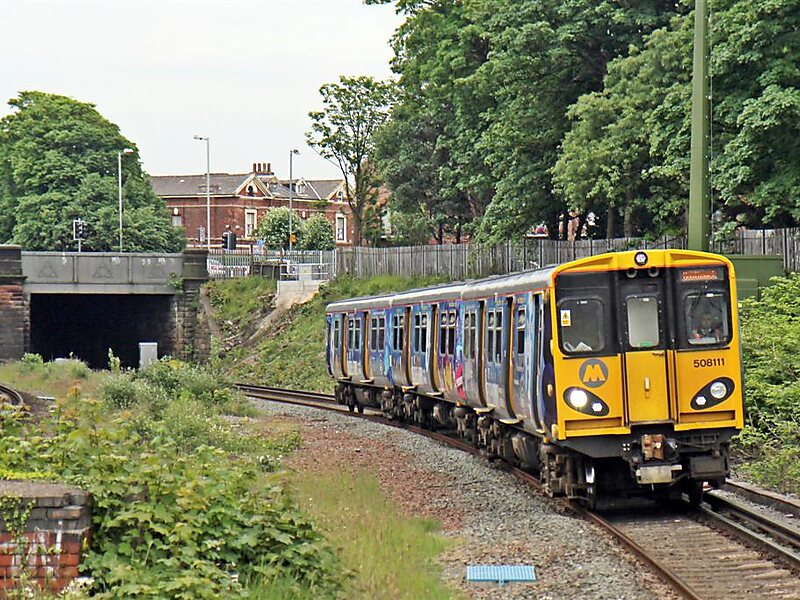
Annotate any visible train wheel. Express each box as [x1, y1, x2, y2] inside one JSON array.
[[685, 480, 704, 507]]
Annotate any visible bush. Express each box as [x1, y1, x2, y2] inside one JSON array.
[[0, 376, 341, 598]]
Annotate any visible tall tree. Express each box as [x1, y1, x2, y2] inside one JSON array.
[[0, 91, 184, 252], [306, 76, 395, 246]]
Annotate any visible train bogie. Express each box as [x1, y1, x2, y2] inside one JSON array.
[[326, 250, 744, 505]]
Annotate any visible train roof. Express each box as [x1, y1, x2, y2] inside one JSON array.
[[325, 265, 558, 313]]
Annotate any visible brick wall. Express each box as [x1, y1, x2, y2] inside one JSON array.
[[174, 249, 211, 362], [0, 482, 91, 594], [0, 246, 27, 362]]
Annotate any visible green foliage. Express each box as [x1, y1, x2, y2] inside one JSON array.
[[299, 214, 336, 251], [255, 207, 299, 251], [737, 274, 800, 493], [0, 361, 342, 598], [293, 469, 454, 599], [0, 91, 185, 251], [206, 277, 276, 333], [307, 76, 395, 246], [218, 274, 446, 391]]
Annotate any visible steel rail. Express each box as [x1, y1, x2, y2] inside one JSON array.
[[239, 382, 707, 599], [701, 491, 800, 569], [0, 383, 26, 407]]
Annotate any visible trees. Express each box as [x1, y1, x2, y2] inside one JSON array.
[[0, 91, 184, 252], [254, 208, 335, 251], [306, 76, 395, 246]]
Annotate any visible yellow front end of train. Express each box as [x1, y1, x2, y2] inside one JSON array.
[[549, 249, 743, 491]]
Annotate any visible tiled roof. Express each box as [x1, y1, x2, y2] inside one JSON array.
[[150, 173, 249, 197]]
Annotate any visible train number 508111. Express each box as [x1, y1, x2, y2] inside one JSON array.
[[693, 357, 725, 368]]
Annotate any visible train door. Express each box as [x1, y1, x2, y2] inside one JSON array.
[[410, 305, 434, 392], [483, 297, 514, 420], [620, 275, 670, 423], [436, 301, 457, 398], [510, 293, 534, 423], [361, 311, 371, 381], [330, 313, 346, 378]]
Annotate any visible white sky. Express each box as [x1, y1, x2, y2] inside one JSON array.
[[0, 0, 403, 180]]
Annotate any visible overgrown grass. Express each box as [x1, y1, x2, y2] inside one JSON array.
[[206, 277, 276, 332], [292, 469, 458, 599], [216, 274, 445, 391], [0, 353, 96, 398], [0, 358, 342, 598]]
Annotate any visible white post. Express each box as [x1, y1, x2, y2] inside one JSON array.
[[193, 135, 212, 251]]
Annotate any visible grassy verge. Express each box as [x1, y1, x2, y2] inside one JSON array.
[[0, 358, 341, 598], [215, 274, 445, 391], [292, 469, 458, 599]]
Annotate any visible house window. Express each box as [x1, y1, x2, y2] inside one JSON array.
[[245, 209, 257, 238], [172, 214, 182, 227], [336, 214, 347, 242], [336, 189, 344, 202], [297, 181, 306, 194]]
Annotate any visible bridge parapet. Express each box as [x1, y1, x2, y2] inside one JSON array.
[[21, 252, 184, 294]]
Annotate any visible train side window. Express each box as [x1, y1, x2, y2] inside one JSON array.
[[398, 314, 404, 351], [413, 313, 421, 352], [378, 316, 385, 349], [516, 307, 526, 354], [421, 313, 428, 353], [558, 299, 605, 354], [494, 310, 503, 363], [487, 311, 495, 362], [370, 317, 378, 349], [333, 319, 340, 349], [439, 312, 448, 354], [347, 318, 354, 349], [626, 296, 660, 349], [447, 311, 456, 356], [354, 318, 361, 351]]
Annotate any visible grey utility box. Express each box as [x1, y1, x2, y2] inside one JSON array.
[[139, 342, 158, 370]]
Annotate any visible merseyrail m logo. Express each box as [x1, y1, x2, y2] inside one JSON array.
[[579, 359, 608, 388]]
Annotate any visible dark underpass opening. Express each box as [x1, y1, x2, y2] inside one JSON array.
[[30, 294, 175, 369]]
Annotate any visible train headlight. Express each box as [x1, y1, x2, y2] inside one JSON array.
[[710, 381, 728, 399], [568, 389, 589, 409], [634, 251, 648, 266]]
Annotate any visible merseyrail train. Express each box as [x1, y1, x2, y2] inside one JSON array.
[[325, 249, 744, 506]]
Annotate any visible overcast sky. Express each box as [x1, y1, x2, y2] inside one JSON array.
[[0, 0, 403, 180]]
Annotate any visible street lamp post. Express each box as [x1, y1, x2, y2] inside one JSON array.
[[117, 148, 133, 251], [288, 149, 299, 253], [193, 135, 211, 250]]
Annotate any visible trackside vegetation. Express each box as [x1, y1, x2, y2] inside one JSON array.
[[217, 274, 445, 390], [0, 357, 342, 598], [736, 275, 800, 493]]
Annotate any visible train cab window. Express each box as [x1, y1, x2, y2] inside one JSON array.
[[516, 307, 526, 354], [626, 296, 660, 349], [685, 292, 730, 346], [558, 299, 605, 354]]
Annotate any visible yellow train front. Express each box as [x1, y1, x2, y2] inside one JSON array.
[[549, 249, 743, 505]]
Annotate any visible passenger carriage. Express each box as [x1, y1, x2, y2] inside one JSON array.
[[326, 249, 744, 505]]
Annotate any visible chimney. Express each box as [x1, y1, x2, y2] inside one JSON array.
[[266, 162, 272, 175], [252, 163, 257, 173]]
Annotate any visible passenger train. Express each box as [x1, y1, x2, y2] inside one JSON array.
[[325, 249, 744, 506]]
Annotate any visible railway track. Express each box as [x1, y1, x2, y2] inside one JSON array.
[[0, 382, 26, 407], [238, 383, 800, 599]]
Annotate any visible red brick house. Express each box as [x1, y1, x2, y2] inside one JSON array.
[[150, 163, 354, 247]]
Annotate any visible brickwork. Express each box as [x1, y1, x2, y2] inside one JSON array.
[[174, 249, 211, 362], [0, 246, 27, 362], [0, 482, 91, 595]]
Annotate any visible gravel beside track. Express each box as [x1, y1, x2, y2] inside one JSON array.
[[252, 399, 678, 600]]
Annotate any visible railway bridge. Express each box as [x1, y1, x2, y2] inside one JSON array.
[[0, 246, 210, 368]]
